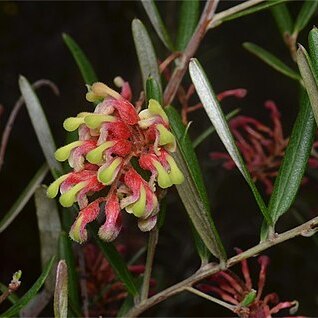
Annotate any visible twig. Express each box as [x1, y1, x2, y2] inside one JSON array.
[[126, 215, 318, 317], [185, 286, 236, 313], [139, 227, 158, 302], [0, 270, 21, 305], [208, 0, 266, 29], [163, 0, 219, 106], [0, 79, 59, 173]]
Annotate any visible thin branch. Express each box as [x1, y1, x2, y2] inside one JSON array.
[[0, 80, 59, 173], [140, 227, 158, 302], [163, 0, 220, 106], [209, 0, 266, 29], [185, 286, 236, 313], [126, 215, 318, 317]]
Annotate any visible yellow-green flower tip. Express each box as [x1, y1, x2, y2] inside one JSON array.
[[86, 91, 100, 103], [63, 117, 85, 132], [166, 155, 184, 185], [98, 158, 122, 185], [59, 182, 87, 207], [69, 214, 86, 243], [156, 124, 176, 151], [130, 186, 146, 217], [84, 114, 116, 129], [153, 161, 173, 189], [46, 174, 69, 198], [86, 141, 115, 164], [148, 99, 168, 123], [54, 141, 83, 162], [87, 82, 122, 100]]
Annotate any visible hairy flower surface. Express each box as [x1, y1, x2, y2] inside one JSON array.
[[197, 250, 299, 318], [47, 79, 184, 243]]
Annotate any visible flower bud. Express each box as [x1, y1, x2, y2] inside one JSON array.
[[55, 141, 83, 162], [97, 157, 122, 185]]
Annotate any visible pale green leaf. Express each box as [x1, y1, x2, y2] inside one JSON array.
[[141, 0, 174, 51], [189, 58, 271, 225], [19, 75, 62, 177], [132, 19, 161, 93], [243, 42, 301, 81]]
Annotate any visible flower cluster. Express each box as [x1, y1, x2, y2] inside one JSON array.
[[197, 249, 299, 318], [47, 79, 184, 243], [211, 100, 288, 194]]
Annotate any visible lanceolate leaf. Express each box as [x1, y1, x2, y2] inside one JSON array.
[[1, 257, 55, 317], [141, 0, 174, 51], [309, 27, 318, 72], [268, 91, 316, 224], [297, 45, 318, 125], [243, 42, 301, 81], [35, 186, 61, 291], [271, 3, 293, 38], [165, 105, 226, 262], [89, 224, 139, 296], [0, 164, 48, 233], [54, 260, 68, 318], [58, 231, 81, 312], [132, 19, 161, 93], [176, 0, 199, 51], [189, 58, 271, 225], [293, 0, 318, 35], [63, 33, 98, 85], [146, 77, 163, 105], [19, 76, 62, 178]]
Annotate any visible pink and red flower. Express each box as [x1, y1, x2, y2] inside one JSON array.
[[47, 78, 184, 243]]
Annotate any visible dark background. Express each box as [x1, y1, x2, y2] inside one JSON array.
[[0, 1, 317, 317]]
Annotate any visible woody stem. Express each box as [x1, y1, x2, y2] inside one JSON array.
[[139, 227, 159, 302], [126, 215, 318, 317], [163, 0, 219, 106]]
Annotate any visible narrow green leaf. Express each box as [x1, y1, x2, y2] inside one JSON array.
[[297, 44, 318, 125], [193, 108, 240, 148], [54, 260, 68, 318], [0, 282, 19, 305], [141, 0, 174, 51], [165, 106, 226, 261], [0, 164, 48, 233], [243, 42, 301, 81], [1, 257, 55, 317], [268, 91, 316, 225], [58, 231, 81, 313], [189, 58, 271, 225], [117, 295, 134, 317], [309, 27, 318, 71], [189, 222, 210, 265], [271, 3, 293, 38], [62, 33, 98, 85], [35, 186, 61, 291], [293, 0, 318, 35], [132, 19, 161, 93], [176, 0, 199, 51], [240, 289, 257, 307], [19, 76, 62, 177], [211, 0, 288, 28], [89, 224, 139, 296], [146, 77, 163, 105]]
